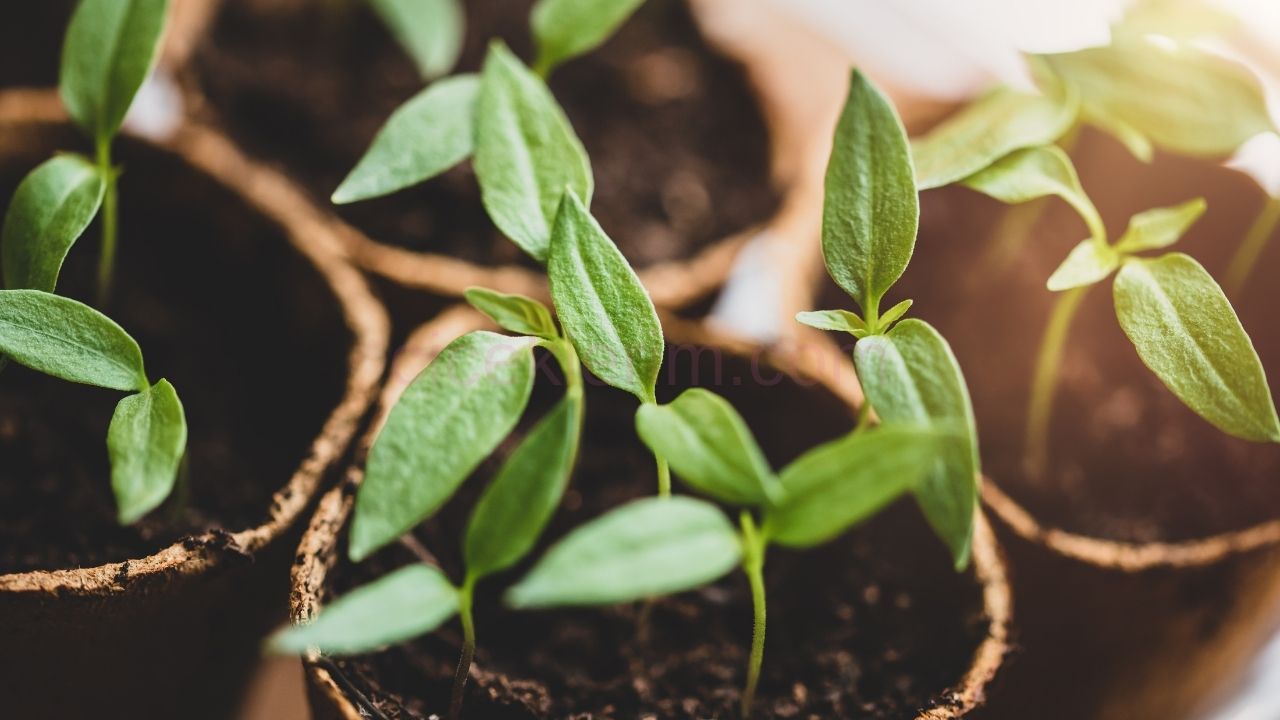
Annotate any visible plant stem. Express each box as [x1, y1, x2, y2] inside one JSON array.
[[449, 575, 477, 720], [95, 135, 119, 307], [1024, 285, 1089, 479], [739, 512, 767, 720], [853, 400, 873, 435], [1225, 196, 1280, 298], [656, 456, 671, 497]]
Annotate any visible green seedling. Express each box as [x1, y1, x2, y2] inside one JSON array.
[[369, 0, 465, 81]]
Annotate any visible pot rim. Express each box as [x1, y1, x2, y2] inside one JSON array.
[[0, 88, 391, 597], [290, 309, 1012, 720]]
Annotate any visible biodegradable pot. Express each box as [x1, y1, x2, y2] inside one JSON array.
[[0, 95, 388, 718], [287, 310, 1011, 719]]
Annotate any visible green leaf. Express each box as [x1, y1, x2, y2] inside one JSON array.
[[2, 155, 106, 292], [505, 496, 741, 608], [794, 309, 867, 338], [350, 331, 538, 561], [530, 0, 646, 74], [0, 289, 146, 391], [1114, 253, 1280, 442], [474, 41, 593, 261], [548, 192, 663, 402], [332, 75, 478, 204], [268, 565, 458, 656], [767, 425, 943, 548], [59, 0, 169, 141], [369, 0, 464, 80], [636, 389, 780, 506], [1041, 37, 1275, 157], [464, 395, 581, 580], [108, 378, 186, 524], [912, 87, 1077, 190], [854, 319, 980, 568], [464, 286, 558, 339], [1047, 240, 1120, 292], [961, 145, 1105, 244], [1113, 198, 1207, 254], [822, 70, 919, 313], [878, 298, 914, 330]]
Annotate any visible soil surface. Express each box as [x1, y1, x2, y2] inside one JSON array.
[[819, 127, 1280, 543], [325, 348, 988, 719], [0, 2, 75, 90], [0, 124, 350, 573], [190, 0, 779, 269]]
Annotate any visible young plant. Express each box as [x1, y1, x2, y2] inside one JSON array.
[[368, 0, 465, 81]]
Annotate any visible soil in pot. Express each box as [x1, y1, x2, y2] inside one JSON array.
[[321, 346, 989, 719], [0, 123, 351, 573], [189, 0, 779, 270]]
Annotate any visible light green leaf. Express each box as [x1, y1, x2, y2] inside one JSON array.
[[350, 331, 538, 561], [505, 496, 741, 608], [913, 87, 1077, 190], [822, 70, 919, 313], [1047, 240, 1120, 291], [878, 298, 914, 329], [108, 379, 186, 524], [464, 286, 557, 339], [854, 319, 979, 568], [530, 0, 646, 74], [1114, 198, 1207, 254], [794, 309, 867, 338], [59, 0, 169, 141], [370, 0, 464, 80], [548, 192, 663, 402], [1041, 37, 1275, 157], [767, 425, 943, 548], [332, 75, 478, 204], [2, 155, 106, 292], [464, 395, 581, 580], [962, 145, 1105, 244], [0, 289, 146, 391], [1114, 253, 1280, 442], [268, 565, 458, 656], [474, 41, 593, 261], [1088, 108, 1154, 162], [636, 389, 779, 506]]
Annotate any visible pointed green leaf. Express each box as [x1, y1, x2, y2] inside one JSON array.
[[878, 298, 914, 329], [463, 286, 557, 339], [370, 0, 464, 80], [108, 379, 186, 524], [59, 0, 169, 141], [465, 395, 581, 580], [350, 331, 538, 561], [767, 425, 944, 548], [548, 192, 663, 402], [2, 155, 106, 292], [822, 70, 919, 313], [0, 289, 146, 391], [1047, 240, 1120, 291], [962, 145, 1105, 244], [531, 0, 646, 73], [474, 41, 593, 261], [1114, 253, 1280, 442], [794, 309, 867, 337], [913, 87, 1077, 190], [1088, 108, 1154, 162], [636, 389, 780, 506], [268, 565, 458, 655], [505, 496, 741, 608], [854, 319, 979, 568], [1114, 198, 1207, 254], [332, 74, 478, 204]]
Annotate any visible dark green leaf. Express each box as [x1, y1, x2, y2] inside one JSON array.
[[370, 0, 464, 80], [108, 378, 186, 524], [531, 0, 646, 73], [1113, 198, 1207, 254], [794, 309, 867, 338], [464, 286, 557, 339], [350, 331, 538, 561], [0, 289, 146, 391], [2, 154, 105, 291], [1047, 240, 1119, 291]]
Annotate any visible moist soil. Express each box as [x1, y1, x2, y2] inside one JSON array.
[[190, 0, 779, 270], [0, 124, 350, 573], [819, 127, 1280, 544], [324, 348, 988, 719]]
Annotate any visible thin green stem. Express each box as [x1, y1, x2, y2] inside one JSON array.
[[739, 512, 767, 720], [1025, 285, 1089, 479], [853, 400, 873, 435], [449, 575, 477, 720], [656, 456, 671, 497], [1225, 196, 1280, 298], [95, 136, 119, 307], [532, 52, 553, 79]]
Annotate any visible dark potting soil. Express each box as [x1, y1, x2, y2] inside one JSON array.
[[324, 348, 989, 719], [0, 1, 75, 90], [190, 0, 779, 270], [817, 127, 1280, 544], [0, 124, 350, 573]]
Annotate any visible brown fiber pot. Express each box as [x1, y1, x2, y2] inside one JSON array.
[[0, 91, 389, 719], [286, 309, 1011, 719]]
